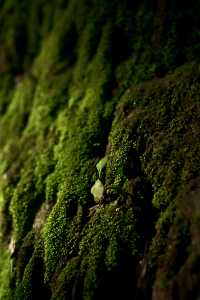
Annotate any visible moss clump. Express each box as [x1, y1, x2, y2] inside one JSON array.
[[51, 257, 81, 300], [10, 161, 41, 243], [15, 237, 50, 300], [79, 203, 139, 300], [43, 197, 83, 281]]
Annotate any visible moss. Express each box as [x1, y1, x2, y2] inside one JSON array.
[[79, 203, 139, 299], [34, 148, 55, 196], [10, 161, 37, 242], [0, 248, 12, 299], [43, 196, 83, 281], [148, 202, 176, 270], [0, 1, 200, 299], [105, 125, 132, 196], [51, 257, 80, 300], [0, 74, 14, 116], [15, 230, 35, 282], [0, 185, 13, 241], [0, 76, 36, 146], [15, 237, 50, 300]]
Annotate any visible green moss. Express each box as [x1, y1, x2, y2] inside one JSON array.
[[148, 202, 176, 270], [0, 1, 200, 299], [105, 124, 133, 196], [51, 257, 80, 300], [0, 74, 14, 116], [79, 203, 139, 299], [10, 161, 37, 242], [15, 237, 49, 300], [43, 196, 83, 281], [15, 230, 35, 282], [0, 76, 36, 146], [0, 249, 12, 299]]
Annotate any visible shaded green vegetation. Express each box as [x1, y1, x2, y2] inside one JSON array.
[[0, 0, 200, 299], [0, 249, 11, 299]]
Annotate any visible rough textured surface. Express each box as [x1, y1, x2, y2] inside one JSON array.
[[0, 0, 200, 299]]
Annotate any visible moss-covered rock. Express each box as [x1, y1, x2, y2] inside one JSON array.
[[0, 0, 200, 299]]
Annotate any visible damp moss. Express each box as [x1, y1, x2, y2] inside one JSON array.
[[79, 203, 139, 299], [15, 237, 49, 300], [0, 249, 11, 299], [0, 1, 200, 299]]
